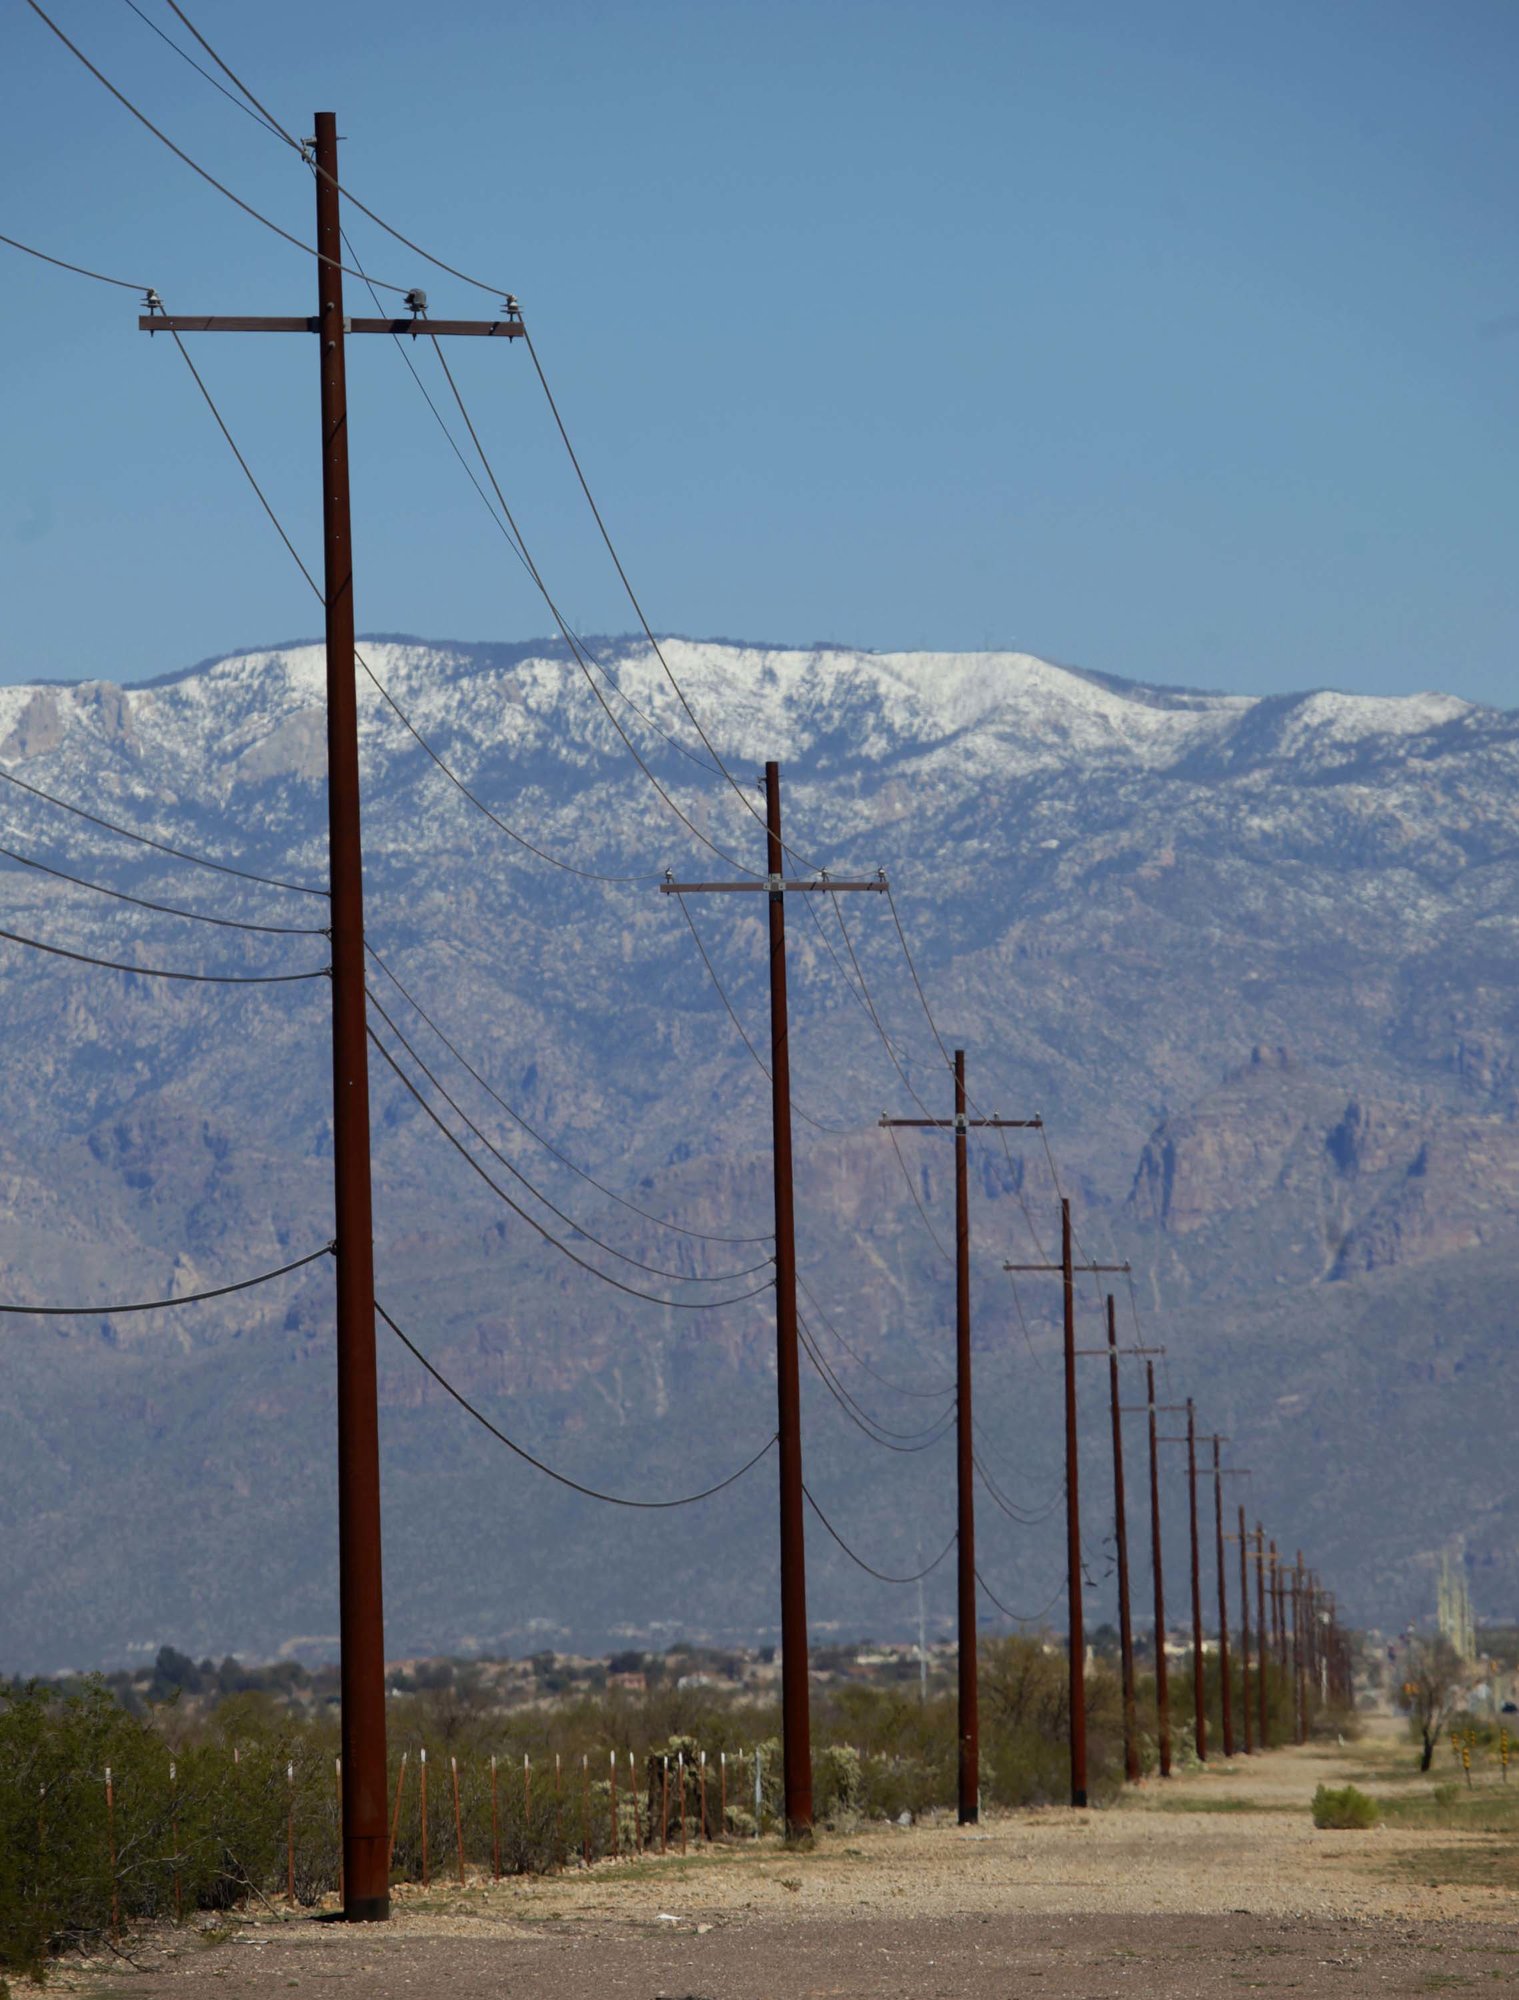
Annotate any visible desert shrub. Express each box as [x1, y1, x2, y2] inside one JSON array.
[[1311, 1783, 1379, 1830]]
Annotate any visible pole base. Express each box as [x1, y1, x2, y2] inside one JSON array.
[[958, 1805, 979, 1826], [1071, 1788, 1088, 1809], [342, 1895, 391, 1923], [783, 1820, 815, 1850]]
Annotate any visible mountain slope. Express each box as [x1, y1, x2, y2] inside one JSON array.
[[0, 637, 1514, 1672]]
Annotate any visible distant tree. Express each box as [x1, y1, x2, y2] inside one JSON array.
[[148, 1646, 203, 1701], [1397, 1634, 1465, 1771]]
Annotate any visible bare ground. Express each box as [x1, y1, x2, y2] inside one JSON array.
[[42, 1717, 1519, 1998]]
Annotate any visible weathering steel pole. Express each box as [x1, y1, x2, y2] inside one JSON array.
[[1061, 1199, 1087, 1807], [953, 1050, 979, 1825], [1146, 1361, 1171, 1776], [1213, 1437, 1233, 1758], [316, 110, 389, 1923], [1255, 1524, 1268, 1748], [1106, 1296, 1138, 1784], [1187, 1400, 1206, 1763], [1238, 1503, 1253, 1754], [766, 761, 813, 1841]]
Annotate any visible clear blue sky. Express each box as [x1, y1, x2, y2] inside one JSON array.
[[2, 0, 1514, 702]]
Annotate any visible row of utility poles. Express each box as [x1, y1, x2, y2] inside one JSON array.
[[139, 109, 1344, 1916]]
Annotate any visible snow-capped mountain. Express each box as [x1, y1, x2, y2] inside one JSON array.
[[2, 636, 1515, 1672]]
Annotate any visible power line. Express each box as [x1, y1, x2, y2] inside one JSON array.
[[797, 1312, 955, 1452], [160, 319, 664, 888], [365, 984, 771, 1286], [367, 1022, 774, 1311], [882, 1119, 952, 1262], [22, 0, 411, 293], [0, 229, 149, 292], [0, 923, 328, 985], [0, 1242, 333, 1315], [379, 1302, 777, 1508], [796, 1273, 952, 1400], [830, 888, 936, 1118], [120, 0, 285, 138], [802, 1484, 956, 1585], [425, 335, 761, 877], [975, 1568, 1066, 1628], [0, 839, 328, 935], [882, 882, 956, 1074], [0, 765, 326, 897], [670, 894, 849, 1135], [364, 942, 773, 1247], [973, 1455, 1063, 1528]]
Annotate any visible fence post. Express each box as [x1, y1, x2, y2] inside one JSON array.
[[169, 1762, 182, 1923], [582, 1755, 590, 1866], [287, 1762, 296, 1904], [609, 1751, 619, 1860], [451, 1757, 466, 1886], [388, 1752, 408, 1876], [699, 1752, 707, 1842], [419, 1748, 430, 1888], [754, 1747, 762, 1837], [105, 1766, 119, 1938], [678, 1753, 687, 1855], [720, 1752, 727, 1840], [629, 1751, 640, 1856], [660, 1755, 669, 1855], [555, 1753, 563, 1865], [490, 1755, 500, 1882]]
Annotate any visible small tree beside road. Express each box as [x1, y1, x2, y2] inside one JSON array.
[[1397, 1635, 1465, 1772]]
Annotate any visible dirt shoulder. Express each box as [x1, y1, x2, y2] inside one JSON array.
[[43, 1713, 1519, 1998]]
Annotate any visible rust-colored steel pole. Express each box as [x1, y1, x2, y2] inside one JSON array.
[[1187, 1401, 1206, 1763], [1106, 1296, 1139, 1783], [314, 109, 389, 1925], [1062, 1199, 1088, 1807], [1213, 1439, 1233, 1758], [451, 1757, 465, 1886], [953, 1049, 979, 1824], [1255, 1525, 1268, 1748], [1147, 1361, 1171, 1776], [1238, 1504, 1253, 1754], [1270, 1540, 1285, 1673], [765, 761, 814, 1841], [1293, 1553, 1307, 1743]]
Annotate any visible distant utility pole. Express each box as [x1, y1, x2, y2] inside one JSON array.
[[1005, 1202, 1128, 1808], [1253, 1524, 1268, 1748], [1085, 1300, 1162, 1784], [1146, 1365, 1184, 1777], [661, 761, 886, 1842], [140, 111, 524, 1923], [1236, 1505, 1253, 1754], [880, 1055, 1039, 1825], [1156, 1400, 1207, 1762]]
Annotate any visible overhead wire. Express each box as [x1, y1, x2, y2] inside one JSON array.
[[0, 229, 150, 292], [425, 335, 761, 876], [0, 1242, 333, 1314], [22, 0, 411, 293], [797, 1312, 956, 1452], [0, 839, 328, 935], [367, 1021, 774, 1311], [158, 315, 658, 887], [0, 924, 327, 985], [975, 1568, 1066, 1627], [795, 1273, 952, 1400], [0, 765, 326, 898], [802, 1486, 957, 1586], [881, 1119, 952, 1263], [670, 895, 849, 1135], [120, 0, 285, 138], [365, 941, 772, 1246], [973, 1455, 1063, 1528], [379, 1302, 777, 1508], [365, 984, 770, 1285]]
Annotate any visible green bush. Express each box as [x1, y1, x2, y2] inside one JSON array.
[[1311, 1783, 1379, 1830]]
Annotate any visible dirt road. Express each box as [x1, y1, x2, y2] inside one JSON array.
[[46, 1719, 1519, 1997]]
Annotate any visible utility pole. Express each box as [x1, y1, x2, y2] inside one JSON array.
[[1147, 1364, 1174, 1776], [662, 762, 885, 1841], [1254, 1524, 1268, 1748], [1006, 1204, 1127, 1808], [1106, 1298, 1137, 1783], [1187, 1403, 1206, 1763], [880, 1057, 1039, 1825], [1237, 1505, 1252, 1754], [1094, 1306, 1165, 1786], [1294, 1552, 1308, 1743], [1210, 1436, 1232, 1758], [140, 112, 524, 1922]]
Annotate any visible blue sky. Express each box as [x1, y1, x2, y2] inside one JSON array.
[[1, 0, 1514, 701]]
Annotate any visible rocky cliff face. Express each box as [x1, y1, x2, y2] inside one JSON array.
[[1, 637, 1515, 1671]]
